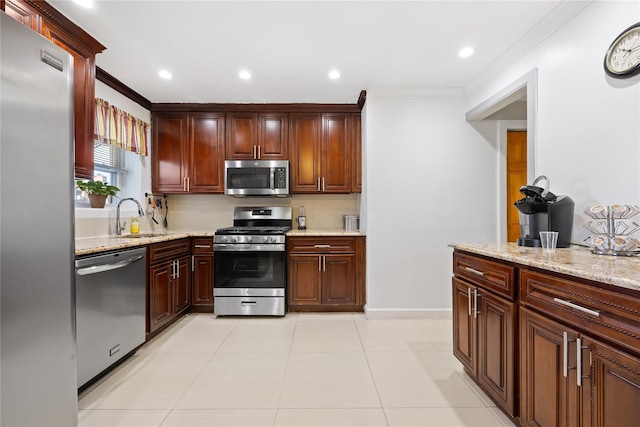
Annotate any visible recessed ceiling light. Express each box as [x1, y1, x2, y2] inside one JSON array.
[[73, 0, 94, 8], [158, 70, 172, 80], [458, 47, 474, 58], [239, 70, 252, 80], [328, 70, 341, 80]]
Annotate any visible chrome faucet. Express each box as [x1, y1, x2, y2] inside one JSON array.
[[116, 197, 145, 235]]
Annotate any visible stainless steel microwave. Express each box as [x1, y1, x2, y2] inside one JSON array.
[[224, 160, 290, 197]]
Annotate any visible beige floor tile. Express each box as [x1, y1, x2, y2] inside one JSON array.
[[355, 319, 438, 352], [160, 409, 276, 426], [284, 352, 374, 381], [366, 352, 457, 382], [384, 407, 505, 426], [78, 409, 169, 427], [291, 320, 363, 352], [195, 352, 289, 382], [487, 407, 518, 427], [79, 380, 193, 410], [294, 313, 356, 322], [374, 375, 488, 408], [175, 380, 282, 409], [278, 380, 382, 408], [274, 408, 388, 426], [458, 372, 497, 408], [217, 322, 295, 353]]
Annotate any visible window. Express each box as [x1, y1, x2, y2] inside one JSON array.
[[75, 142, 125, 206]]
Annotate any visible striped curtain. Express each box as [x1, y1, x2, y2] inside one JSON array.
[[94, 98, 149, 156]]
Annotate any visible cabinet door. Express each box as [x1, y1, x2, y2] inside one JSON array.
[[149, 263, 172, 332], [173, 256, 191, 314], [288, 254, 322, 305], [452, 277, 477, 376], [192, 255, 214, 306], [190, 113, 225, 192], [258, 113, 288, 160], [520, 307, 579, 427], [226, 113, 257, 159], [290, 113, 321, 193], [321, 113, 351, 193], [322, 254, 356, 305], [152, 115, 188, 192], [352, 113, 362, 193], [42, 21, 96, 180], [585, 336, 640, 427], [477, 291, 515, 416]]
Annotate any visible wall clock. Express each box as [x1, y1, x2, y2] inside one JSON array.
[[604, 22, 640, 78]]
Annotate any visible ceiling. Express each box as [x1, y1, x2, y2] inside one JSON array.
[[48, 1, 578, 105]]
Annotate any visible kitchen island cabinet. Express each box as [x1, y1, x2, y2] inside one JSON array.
[[3, 0, 106, 179], [148, 239, 191, 334], [152, 112, 225, 193], [451, 243, 640, 427], [452, 252, 516, 417], [287, 236, 365, 311]]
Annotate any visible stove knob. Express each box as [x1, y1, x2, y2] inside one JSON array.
[[270, 236, 277, 243], [263, 236, 269, 243], [246, 236, 252, 243], [220, 236, 227, 242], [229, 236, 236, 243]]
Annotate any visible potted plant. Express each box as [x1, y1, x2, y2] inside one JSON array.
[[76, 179, 120, 208]]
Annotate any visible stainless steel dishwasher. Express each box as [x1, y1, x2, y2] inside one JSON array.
[[75, 247, 146, 389]]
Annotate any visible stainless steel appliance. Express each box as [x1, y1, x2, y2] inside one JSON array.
[[0, 12, 78, 425], [75, 247, 146, 389], [514, 175, 575, 247], [224, 160, 290, 197], [214, 207, 292, 316]]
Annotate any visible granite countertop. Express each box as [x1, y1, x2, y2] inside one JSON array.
[[286, 229, 365, 237], [76, 229, 364, 256], [450, 242, 640, 292]]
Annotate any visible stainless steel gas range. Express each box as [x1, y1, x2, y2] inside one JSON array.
[[213, 207, 292, 316]]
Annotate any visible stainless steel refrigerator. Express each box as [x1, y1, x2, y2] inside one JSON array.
[[1, 12, 78, 426]]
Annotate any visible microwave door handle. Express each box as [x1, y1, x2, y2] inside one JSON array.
[[270, 168, 275, 189]]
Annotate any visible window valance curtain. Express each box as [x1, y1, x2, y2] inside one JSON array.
[[94, 98, 149, 156]]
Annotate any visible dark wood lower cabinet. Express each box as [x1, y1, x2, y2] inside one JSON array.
[[148, 239, 191, 334], [452, 274, 515, 417], [287, 236, 365, 311]]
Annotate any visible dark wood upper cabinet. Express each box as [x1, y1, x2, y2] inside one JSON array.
[[3, 0, 106, 180], [290, 113, 322, 193], [226, 112, 288, 160], [321, 113, 351, 193], [152, 113, 225, 194], [352, 113, 362, 193]]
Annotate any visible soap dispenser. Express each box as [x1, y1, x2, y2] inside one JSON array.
[[297, 206, 307, 230]]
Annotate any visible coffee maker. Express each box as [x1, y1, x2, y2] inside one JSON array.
[[514, 176, 574, 247]]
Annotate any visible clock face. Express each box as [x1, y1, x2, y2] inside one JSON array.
[[605, 23, 640, 77]]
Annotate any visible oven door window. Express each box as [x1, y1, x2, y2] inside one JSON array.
[[214, 251, 285, 288], [227, 168, 270, 189]]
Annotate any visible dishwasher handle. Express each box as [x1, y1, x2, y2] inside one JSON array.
[[76, 255, 144, 276]]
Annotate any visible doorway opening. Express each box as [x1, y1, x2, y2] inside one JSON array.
[[506, 131, 527, 242]]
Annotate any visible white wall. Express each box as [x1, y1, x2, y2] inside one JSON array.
[[364, 90, 498, 318], [466, 0, 640, 244]]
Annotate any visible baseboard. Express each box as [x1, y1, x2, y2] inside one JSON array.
[[363, 307, 452, 320]]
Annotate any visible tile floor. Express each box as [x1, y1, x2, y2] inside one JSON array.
[[78, 313, 516, 427]]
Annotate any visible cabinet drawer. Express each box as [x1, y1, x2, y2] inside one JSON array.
[[520, 268, 640, 356], [288, 237, 356, 254], [453, 252, 515, 300], [149, 238, 191, 264], [192, 237, 214, 254]]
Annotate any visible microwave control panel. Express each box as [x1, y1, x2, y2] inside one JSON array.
[[274, 168, 287, 189]]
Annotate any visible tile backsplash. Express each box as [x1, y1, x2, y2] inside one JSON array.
[[75, 193, 360, 238]]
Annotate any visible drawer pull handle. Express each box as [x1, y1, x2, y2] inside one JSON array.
[[467, 288, 472, 316], [195, 245, 211, 248], [465, 267, 485, 276], [314, 244, 331, 248], [241, 301, 257, 306], [553, 298, 600, 317]]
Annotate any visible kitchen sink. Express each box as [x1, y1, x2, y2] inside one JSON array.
[[118, 232, 172, 239]]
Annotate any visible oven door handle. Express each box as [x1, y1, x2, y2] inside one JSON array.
[[213, 243, 285, 252]]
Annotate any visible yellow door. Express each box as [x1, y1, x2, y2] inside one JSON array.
[[507, 131, 527, 242]]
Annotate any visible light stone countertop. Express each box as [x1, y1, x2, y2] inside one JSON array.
[[450, 242, 640, 292], [75, 229, 364, 256], [286, 229, 365, 237]]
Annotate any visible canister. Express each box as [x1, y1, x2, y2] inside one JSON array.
[[343, 214, 360, 231]]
